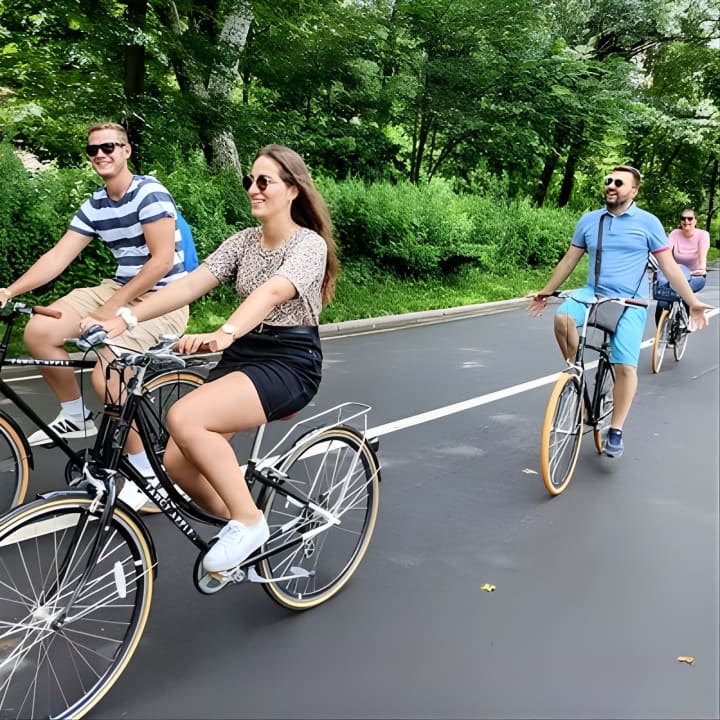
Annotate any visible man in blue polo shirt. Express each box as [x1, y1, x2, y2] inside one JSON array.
[[528, 165, 710, 458]]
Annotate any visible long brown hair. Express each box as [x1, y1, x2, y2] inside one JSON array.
[[255, 145, 339, 306]]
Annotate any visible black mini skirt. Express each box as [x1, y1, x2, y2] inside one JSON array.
[[206, 325, 322, 421]]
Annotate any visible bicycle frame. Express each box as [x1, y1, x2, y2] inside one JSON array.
[[52, 341, 377, 585]]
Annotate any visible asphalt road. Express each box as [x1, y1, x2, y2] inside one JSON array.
[[5, 275, 720, 720]]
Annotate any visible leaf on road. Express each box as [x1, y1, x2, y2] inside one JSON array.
[[677, 656, 695, 665], [480, 583, 496, 592], [522, 468, 538, 475]]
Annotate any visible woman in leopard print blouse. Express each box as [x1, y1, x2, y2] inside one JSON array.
[[95, 144, 339, 573]]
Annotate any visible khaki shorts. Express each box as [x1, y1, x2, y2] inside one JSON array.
[[63, 279, 189, 352]]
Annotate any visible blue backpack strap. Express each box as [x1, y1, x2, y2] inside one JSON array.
[[175, 209, 199, 272]]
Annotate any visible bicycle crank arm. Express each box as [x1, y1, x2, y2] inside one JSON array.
[[247, 566, 314, 584]]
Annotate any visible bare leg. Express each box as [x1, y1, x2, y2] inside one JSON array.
[[164, 438, 231, 518], [165, 372, 267, 526], [610, 364, 637, 430], [553, 313, 579, 362], [23, 300, 84, 402]]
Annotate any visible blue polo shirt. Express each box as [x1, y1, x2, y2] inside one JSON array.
[[571, 203, 668, 300]]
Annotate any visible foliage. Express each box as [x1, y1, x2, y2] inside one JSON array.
[[322, 177, 578, 277]]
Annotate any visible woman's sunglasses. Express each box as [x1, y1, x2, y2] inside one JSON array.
[[604, 176, 625, 188], [242, 174, 278, 192], [85, 142, 126, 157], [680, 216, 695, 222]]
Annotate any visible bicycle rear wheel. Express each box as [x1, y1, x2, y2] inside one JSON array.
[[0, 496, 154, 719], [592, 359, 615, 455], [0, 415, 29, 514], [540, 372, 583, 496], [259, 426, 380, 610], [673, 308, 689, 361], [652, 308, 670, 374]]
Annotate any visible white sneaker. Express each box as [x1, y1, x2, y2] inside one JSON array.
[[203, 517, 270, 572], [28, 411, 97, 446], [117, 480, 150, 511]]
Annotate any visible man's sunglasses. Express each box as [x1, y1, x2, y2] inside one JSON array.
[[85, 142, 126, 157], [680, 216, 695, 222], [242, 174, 279, 192], [604, 176, 625, 188]]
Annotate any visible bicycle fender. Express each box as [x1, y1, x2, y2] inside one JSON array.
[[0, 410, 34, 470]]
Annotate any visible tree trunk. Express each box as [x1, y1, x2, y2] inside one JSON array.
[[533, 150, 560, 207], [123, 0, 147, 173], [707, 156, 718, 248]]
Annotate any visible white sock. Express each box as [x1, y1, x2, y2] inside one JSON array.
[[60, 398, 90, 422], [127, 451, 157, 483]]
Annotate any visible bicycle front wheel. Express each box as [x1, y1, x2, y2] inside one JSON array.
[[652, 308, 670, 374], [0, 415, 29, 514], [592, 359, 615, 455], [0, 496, 154, 719], [673, 311, 689, 361], [259, 426, 380, 610], [540, 372, 583, 496]]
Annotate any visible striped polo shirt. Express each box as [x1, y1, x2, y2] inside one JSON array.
[[70, 175, 188, 289]]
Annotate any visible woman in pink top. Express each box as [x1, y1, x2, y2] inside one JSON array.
[[654, 208, 709, 323]]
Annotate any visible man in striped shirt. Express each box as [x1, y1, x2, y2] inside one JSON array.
[[0, 122, 190, 509]]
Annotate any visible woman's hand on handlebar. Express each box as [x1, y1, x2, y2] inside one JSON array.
[[173, 330, 234, 355]]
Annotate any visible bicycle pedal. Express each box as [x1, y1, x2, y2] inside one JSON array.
[[197, 568, 245, 593], [247, 566, 313, 584]]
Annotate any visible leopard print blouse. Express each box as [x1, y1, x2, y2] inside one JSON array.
[[203, 226, 327, 325]]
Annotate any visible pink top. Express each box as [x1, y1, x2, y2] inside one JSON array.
[[667, 228, 710, 274]]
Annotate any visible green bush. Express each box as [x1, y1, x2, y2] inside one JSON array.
[[322, 177, 578, 278]]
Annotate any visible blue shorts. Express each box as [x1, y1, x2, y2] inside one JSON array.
[[556, 287, 647, 367]]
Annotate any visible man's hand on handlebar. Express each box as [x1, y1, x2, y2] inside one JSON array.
[[527, 292, 550, 317]]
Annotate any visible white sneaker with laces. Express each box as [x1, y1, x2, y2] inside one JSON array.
[[203, 516, 270, 573], [28, 411, 97, 446], [117, 480, 150, 511]]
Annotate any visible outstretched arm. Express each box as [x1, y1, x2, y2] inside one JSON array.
[[0, 230, 90, 305], [655, 251, 711, 330], [528, 244, 585, 316], [87, 264, 220, 337], [173, 275, 297, 354]]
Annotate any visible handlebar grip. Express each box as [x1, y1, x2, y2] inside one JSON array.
[[32, 305, 62, 319], [625, 299, 648, 307]]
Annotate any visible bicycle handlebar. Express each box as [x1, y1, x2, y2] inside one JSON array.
[[539, 291, 648, 308], [0, 301, 62, 320], [70, 326, 187, 371]]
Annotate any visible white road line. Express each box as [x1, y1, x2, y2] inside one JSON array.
[[365, 310, 719, 439]]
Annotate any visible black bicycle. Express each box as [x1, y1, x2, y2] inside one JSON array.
[[651, 291, 691, 374], [0, 301, 208, 514], [0, 327, 381, 719], [539, 292, 647, 495]]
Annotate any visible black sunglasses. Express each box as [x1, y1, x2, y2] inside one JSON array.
[[680, 216, 695, 222], [242, 174, 279, 192], [604, 176, 625, 188], [85, 142, 126, 157]]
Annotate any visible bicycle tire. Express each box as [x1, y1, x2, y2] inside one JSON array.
[[592, 359, 615, 455], [258, 426, 380, 610], [0, 495, 154, 719], [651, 308, 671, 374], [540, 372, 583, 496], [0, 414, 30, 514], [673, 309, 689, 361]]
